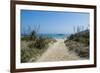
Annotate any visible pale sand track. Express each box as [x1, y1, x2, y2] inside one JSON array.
[[37, 39, 80, 62]]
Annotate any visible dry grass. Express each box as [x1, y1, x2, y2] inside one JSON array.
[[21, 38, 57, 63], [21, 41, 47, 63], [64, 40, 89, 59]]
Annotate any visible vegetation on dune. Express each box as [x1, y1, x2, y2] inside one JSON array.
[[67, 30, 89, 46], [21, 24, 56, 62], [64, 26, 89, 59], [64, 40, 89, 58], [21, 24, 90, 62], [28, 37, 49, 49], [21, 46, 47, 63]]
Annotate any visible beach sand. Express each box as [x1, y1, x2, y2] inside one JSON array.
[[37, 38, 81, 62]]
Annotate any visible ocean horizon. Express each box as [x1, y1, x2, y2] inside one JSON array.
[[21, 33, 69, 39], [39, 33, 68, 39]]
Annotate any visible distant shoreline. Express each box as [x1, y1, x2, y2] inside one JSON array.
[[21, 33, 68, 39]]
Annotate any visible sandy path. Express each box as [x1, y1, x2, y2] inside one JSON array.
[[37, 39, 80, 62]]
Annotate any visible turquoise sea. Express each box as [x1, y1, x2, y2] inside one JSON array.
[[21, 33, 69, 39], [39, 34, 68, 39]]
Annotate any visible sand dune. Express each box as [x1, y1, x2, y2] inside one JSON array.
[[37, 39, 80, 62]]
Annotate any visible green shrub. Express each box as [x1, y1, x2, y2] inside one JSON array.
[[22, 29, 56, 49], [34, 37, 47, 49], [67, 30, 89, 46], [30, 30, 37, 40]]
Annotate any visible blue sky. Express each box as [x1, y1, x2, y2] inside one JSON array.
[[21, 10, 89, 34]]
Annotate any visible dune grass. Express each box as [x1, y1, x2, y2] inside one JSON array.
[[21, 42, 47, 63], [21, 30, 56, 63], [64, 30, 89, 59]]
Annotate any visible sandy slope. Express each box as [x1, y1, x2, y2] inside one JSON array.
[[37, 39, 80, 62]]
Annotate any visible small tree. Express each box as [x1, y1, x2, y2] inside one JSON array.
[[30, 30, 37, 40], [29, 24, 40, 40]]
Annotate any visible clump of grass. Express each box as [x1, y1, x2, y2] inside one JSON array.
[[34, 37, 48, 49]]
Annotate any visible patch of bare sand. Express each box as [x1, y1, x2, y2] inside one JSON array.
[[37, 39, 80, 62]]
